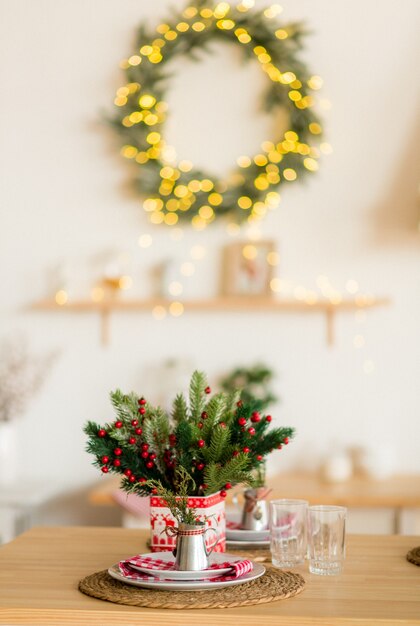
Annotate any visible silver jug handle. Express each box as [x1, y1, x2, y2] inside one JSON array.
[[203, 527, 220, 557]]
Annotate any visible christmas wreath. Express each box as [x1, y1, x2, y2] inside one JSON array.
[[84, 370, 294, 498], [111, 0, 323, 227]]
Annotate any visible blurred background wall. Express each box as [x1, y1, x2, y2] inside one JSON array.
[[0, 0, 419, 505]]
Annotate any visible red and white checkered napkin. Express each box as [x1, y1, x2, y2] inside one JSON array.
[[119, 554, 253, 582]]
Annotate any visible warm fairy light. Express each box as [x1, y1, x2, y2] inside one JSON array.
[[121, 145, 138, 159], [114, 96, 127, 107], [180, 262, 195, 277], [275, 29, 288, 39], [304, 291, 318, 305], [236, 156, 252, 167], [118, 276, 132, 290], [309, 122, 322, 134], [346, 279, 359, 294], [168, 281, 183, 296], [55, 290, 68, 306], [303, 157, 319, 172], [139, 94, 156, 108], [214, 2, 231, 18], [169, 301, 184, 316], [156, 23, 170, 34], [146, 132, 161, 145], [135, 152, 149, 164], [217, 19, 235, 30], [164, 30, 178, 41], [353, 334, 365, 349], [363, 360, 375, 375], [281, 72, 296, 84], [283, 168, 297, 181], [270, 278, 282, 293], [179, 160, 193, 172], [329, 291, 343, 305], [91, 287, 105, 302], [190, 245, 206, 260], [183, 6, 198, 18], [164, 213, 178, 225], [191, 216, 207, 230], [192, 21, 206, 32], [267, 251, 279, 266], [208, 192, 223, 206], [200, 8, 213, 18], [150, 212, 164, 224], [128, 55, 142, 66], [199, 205, 214, 219], [238, 196, 252, 209], [242, 244, 257, 260], [237, 32, 251, 43], [138, 234, 153, 248], [319, 142, 332, 154], [288, 90, 302, 102], [176, 22, 190, 32], [200, 179, 214, 192], [264, 4, 283, 18], [140, 45, 153, 56], [254, 154, 268, 167], [152, 305, 167, 320], [266, 191, 280, 206], [174, 184, 189, 198], [307, 75, 323, 90]]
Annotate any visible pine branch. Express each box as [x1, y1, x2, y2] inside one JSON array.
[[171, 393, 188, 424], [188, 370, 207, 420], [202, 426, 231, 464]]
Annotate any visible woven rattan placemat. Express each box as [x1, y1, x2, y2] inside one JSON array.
[[407, 546, 420, 566], [79, 566, 305, 609]]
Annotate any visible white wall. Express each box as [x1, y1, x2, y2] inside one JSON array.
[[1, 0, 420, 492]]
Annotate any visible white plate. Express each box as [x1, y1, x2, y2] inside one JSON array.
[[128, 551, 234, 580], [108, 561, 265, 591], [226, 539, 270, 548], [226, 527, 270, 542]]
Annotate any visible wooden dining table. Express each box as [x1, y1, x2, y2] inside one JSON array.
[[0, 526, 419, 625]]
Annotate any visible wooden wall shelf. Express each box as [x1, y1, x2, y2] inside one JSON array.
[[31, 296, 390, 346]]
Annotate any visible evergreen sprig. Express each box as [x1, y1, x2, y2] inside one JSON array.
[[84, 369, 295, 497]]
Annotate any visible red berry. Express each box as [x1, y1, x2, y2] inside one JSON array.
[[196, 462, 205, 471], [198, 422, 203, 429], [101, 466, 109, 473], [114, 448, 122, 456], [201, 411, 208, 419], [139, 407, 146, 415], [266, 415, 272, 422], [141, 451, 149, 458], [115, 421, 123, 429], [233, 450, 239, 457], [236, 400, 243, 407], [124, 469, 132, 476], [101, 455, 109, 464], [128, 437, 136, 444], [146, 461, 154, 469], [139, 397, 147, 405], [205, 386, 211, 394], [243, 447, 250, 454], [251, 412, 261, 423], [135, 427, 143, 435], [200, 484, 208, 490], [142, 443, 149, 451], [219, 422, 226, 428], [256, 454, 263, 461], [149, 453, 157, 460], [98, 429, 107, 438], [138, 477, 146, 483], [113, 459, 121, 467], [225, 482, 232, 489], [129, 475, 136, 483], [238, 417, 246, 426], [220, 490, 227, 498], [151, 487, 158, 495], [197, 439, 205, 448], [248, 426, 256, 436], [167, 461, 175, 469], [131, 419, 139, 427], [284, 437, 289, 445], [278, 444, 283, 450]]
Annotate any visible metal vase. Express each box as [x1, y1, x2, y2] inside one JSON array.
[[173, 523, 219, 571], [240, 488, 270, 531]]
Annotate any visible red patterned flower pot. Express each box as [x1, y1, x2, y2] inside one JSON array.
[[149, 492, 226, 553]]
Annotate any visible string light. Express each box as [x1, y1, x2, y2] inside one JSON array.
[[152, 305, 167, 320], [91, 287, 105, 302], [169, 301, 184, 316], [55, 290, 68, 306], [138, 234, 153, 248], [353, 335, 365, 349], [168, 281, 183, 296]]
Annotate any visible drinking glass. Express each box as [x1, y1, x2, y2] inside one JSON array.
[[270, 499, 308, 568], [307, 505, 346, 575]]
